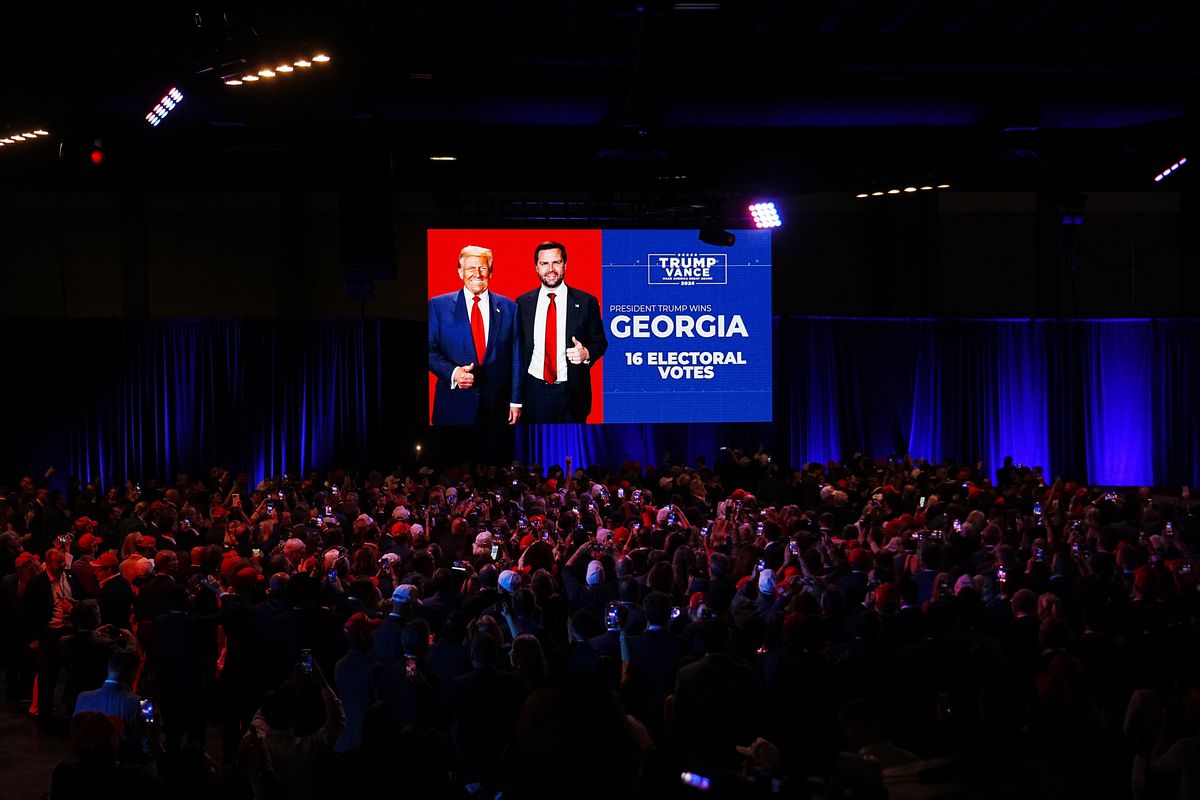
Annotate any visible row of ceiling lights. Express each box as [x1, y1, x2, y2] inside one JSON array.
[[0, 129, 50, 147], [855, 184, 950, 198], [223, 54, 331, 86]]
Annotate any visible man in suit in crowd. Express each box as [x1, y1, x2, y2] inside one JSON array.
[[517, 240, 607, 423], [23, 547, 86, 717], [428, 245, 523, 425], [627, 591, 689, 706]]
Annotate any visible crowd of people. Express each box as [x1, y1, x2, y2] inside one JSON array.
[[1, 451, 1197, 799]]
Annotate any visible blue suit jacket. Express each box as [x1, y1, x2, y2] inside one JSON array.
[[428, 290, 524, 424]]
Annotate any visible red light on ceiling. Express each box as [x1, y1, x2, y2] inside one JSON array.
[[90, 149, 105, 165]]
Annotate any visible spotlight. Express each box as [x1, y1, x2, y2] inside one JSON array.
[[276, 64, 293, 73], [145, 87, 183, 127], [748, 201, 782, 228], [294, 59, 312, 68], [224, 78, 243, 86], [313, 54, 331, 63], [258, 69, 276, 78], [699, 217, 735, 247], [1153, 157, 1187, 183]]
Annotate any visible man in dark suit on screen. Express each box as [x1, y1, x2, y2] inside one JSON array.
[[428, 245, 524, 425], [517, 240, 607, 423]]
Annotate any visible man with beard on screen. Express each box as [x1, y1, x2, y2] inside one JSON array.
[[517, 240, 607, 423]]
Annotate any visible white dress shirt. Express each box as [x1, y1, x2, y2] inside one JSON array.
[[527, 283, 568, 383]]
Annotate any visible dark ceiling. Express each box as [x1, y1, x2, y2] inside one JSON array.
[[3, 0, 1198, 205]]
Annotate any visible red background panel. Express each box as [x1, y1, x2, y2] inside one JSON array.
[[427, 229, 604, 424]]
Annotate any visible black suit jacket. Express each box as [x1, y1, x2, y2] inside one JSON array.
[[673, 654, 763, 771], [628, 627, 689, 704], [517, 284, 607, 422], [22, 570, 86, 639], [449, 666, 528, 785]]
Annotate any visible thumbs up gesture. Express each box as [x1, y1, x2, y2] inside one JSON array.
[[566, 337, 589, 365], [453, 363, 476, 388]]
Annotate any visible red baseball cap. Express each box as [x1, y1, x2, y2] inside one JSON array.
[[343, 611, 381, 645]]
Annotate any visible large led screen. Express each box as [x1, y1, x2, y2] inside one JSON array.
[[428, 229, 772, 424]]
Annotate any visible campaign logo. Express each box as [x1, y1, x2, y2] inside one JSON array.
[[647, 253, 728, 286]]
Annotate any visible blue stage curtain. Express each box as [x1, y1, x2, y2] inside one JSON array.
[[3, 319, 396, 491], [3, 317, 1197, 490], [521, 317, 1199, 487]]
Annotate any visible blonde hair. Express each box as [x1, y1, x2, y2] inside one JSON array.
[[458, 245, 494, 268], [120, 532, 141, 560]]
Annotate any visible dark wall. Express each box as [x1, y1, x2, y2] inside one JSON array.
[[1, 189, 1193, 320]]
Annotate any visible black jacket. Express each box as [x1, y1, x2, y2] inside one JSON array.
[[517, 284, 608, 422]]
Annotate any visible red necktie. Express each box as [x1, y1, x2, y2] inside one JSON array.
[[544, 292, 557, 383], [470, 295, 485, 366]]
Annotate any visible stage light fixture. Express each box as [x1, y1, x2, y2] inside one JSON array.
[[242, 74, 259, 82], [313, 54, 330, 63], [258, 69, 276, 78], [699, 217, 736, 247], [429, 156, 457, 161], [748, 201, 782, 228], [276, 64, 293, 72], [1153, 157, 1187, 183], [145, 87, 183, 127], [855, 193, 869, 198], [224, 78, 243, 86], [294, 59, 312, 67], [903, 187, 917, 193]]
